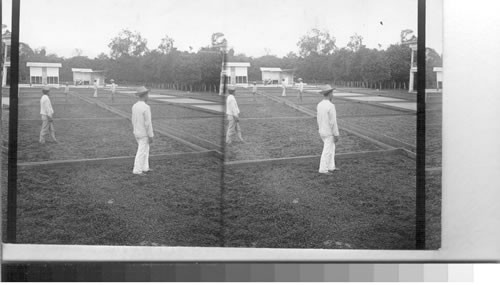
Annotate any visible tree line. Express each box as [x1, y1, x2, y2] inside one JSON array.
[[8, 28, 442, 91]]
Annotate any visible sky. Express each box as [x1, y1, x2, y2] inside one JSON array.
[[2, 0, 443, 58]]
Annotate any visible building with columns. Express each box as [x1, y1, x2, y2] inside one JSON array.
[[408, 41, 418, 92], [2, 31, 11, 87]]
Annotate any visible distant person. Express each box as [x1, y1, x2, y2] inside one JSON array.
[[297, 78, 304, 102], [281, 79, 287, 97], [39, 86, 57, 144], [110, 79, 117, 102], [252, 81, 257, 101], [225, 86, 244, 144], [64, 82, 70, 102], [316, 85, 339, 175], [131, 86, 154, 176], [93, 80, 98, 97]]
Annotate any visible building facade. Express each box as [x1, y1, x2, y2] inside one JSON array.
[[260, 67, 295, 85], [223, 62, 250, 86], [2, 31, 11, 87], [27, 62, 62, 86], [72, 68, 105, 86]]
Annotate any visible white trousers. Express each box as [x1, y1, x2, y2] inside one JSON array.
[[319, 135, 336, 173], [226, 115, 243, 143], [281, 87, 286, 96], [39, 115, 56, 143], [133, 137, 150, 174]]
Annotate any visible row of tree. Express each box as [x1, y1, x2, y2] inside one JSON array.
[[8, 27, 442, 91]]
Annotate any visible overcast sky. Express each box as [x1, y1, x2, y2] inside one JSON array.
[[2, 0, 442, 58]]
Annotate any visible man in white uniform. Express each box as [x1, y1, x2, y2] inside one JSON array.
[[316, 85, 339, 175], [110, 79, 117, 102], [281, 79, 287, 97], [93, 80, 98, 97], [131, 86, 154, 175], [64, 82, 70, 102], [39, 86, 57, 144], [225, 86, 244, 144], [252, 81, 257, 101], [297, 78, 304, 102]]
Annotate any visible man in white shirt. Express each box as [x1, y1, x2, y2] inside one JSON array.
[[226, 86, 244, 144], [64, 82, 70, 102], [252, 81, 257, 101], [93, 80, 98, 97], [110, 79, 117, 102], [131, 86, 154, 175], [39, 86, 57, 144], [281, 79, 287, 96], [316, 85, 340, 175], [297, 78, 304, 102]]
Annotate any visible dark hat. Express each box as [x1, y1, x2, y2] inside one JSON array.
[[319, 84, 334, 95], [136, 86, 149, 96], [42, 86, 50, 93], [227, 86, 236, 94], [110, 79, 115, 82], [298, 78, 303, 81]]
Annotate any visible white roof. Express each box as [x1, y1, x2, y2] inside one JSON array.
[[433, 67, 443, 72], [226, 62, 250, 67], [260, 67, 282, 72], [72, 68, 93, 73], [27, 62, 62, 68]]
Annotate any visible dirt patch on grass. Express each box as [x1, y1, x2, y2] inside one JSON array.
[[2, 156, 222, 246], [2, 119, 193, 162], [225, 118, 382, 161], [224, 154, 420, 249]]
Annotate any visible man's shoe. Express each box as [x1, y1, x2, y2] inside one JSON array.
[[133, 172, 146, 176], [328, 168, 340, 173], [319, 172, 333, 175], [144, 169, 153, 173]]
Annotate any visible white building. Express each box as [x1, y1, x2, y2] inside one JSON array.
[[223, 62, 250, 86], [433, 67, 443, 90], [260, 67, 295, 85], [408, 42, 418, 92], [2, 31, 11, 87], [72, 68, 105, 86], [27, 62, 62, 86]]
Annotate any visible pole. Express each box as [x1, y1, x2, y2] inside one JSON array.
[[416, 0, 426, 249], [7, 0, 20, 243]]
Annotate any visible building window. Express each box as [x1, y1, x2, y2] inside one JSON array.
[[47, 76, 59, 84], [235, 76, 247, 84], [31, 76, 42, 84]]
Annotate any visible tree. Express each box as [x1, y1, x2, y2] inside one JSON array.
[[385, 44, 411, 83], [158, 35, 175, 54], [72, 48, 83, 57], [347, 33, 364, 52], [360, 48, 391, 87], [297, 28, 336, 57], [108, 29, 149, 58], [211, 32, 227, 48]]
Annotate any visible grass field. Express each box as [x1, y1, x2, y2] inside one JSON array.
[[1, 86, 442, 249], [223, 154, 424, 249], [225, 118, 382, 161], [2, 156, 222, 246], [2, 119, 193, 162]]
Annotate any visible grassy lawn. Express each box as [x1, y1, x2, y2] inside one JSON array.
[[238, 102, 308, 118], [223, 153, 433, 249], [2, 119, 193, 162], [109, 103, 219, 119], [340, 115, 416, 146], [2, 156, 222, 246], [225, 118, 382, 161], [336, 88, 417, 101], [157, 117, 224, 146], [426, 125, 442, 168], [302, 102, 410, 117], [426, 173, 442, 249], [5, 103, 120, 120]]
